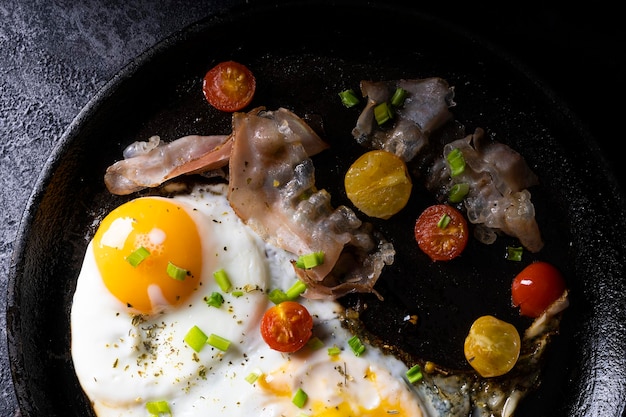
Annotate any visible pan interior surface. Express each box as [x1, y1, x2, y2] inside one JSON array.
[[6, 1, 626, 416]]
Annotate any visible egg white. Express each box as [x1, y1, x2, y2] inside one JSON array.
[[71, 182, 425, 416]]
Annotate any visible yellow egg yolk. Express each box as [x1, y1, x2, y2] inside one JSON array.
[[92, 197, 202, 314]]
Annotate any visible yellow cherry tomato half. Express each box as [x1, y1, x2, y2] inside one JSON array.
[[464, 315, 521, 378], [344, 150, 412, 219]]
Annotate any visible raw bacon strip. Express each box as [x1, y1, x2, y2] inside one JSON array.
[[104, 134, 232, 195], [103, 109, 331, 196], [228, 107, 395, 300], [352, 78, 455, 162]]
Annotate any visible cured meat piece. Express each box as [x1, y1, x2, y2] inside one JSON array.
[[352, 78, 456, 161], [228, 107, 395, 299], [427, 128, 543, 252], [104, 134, 232, 195], [103, 108, 331, 196]]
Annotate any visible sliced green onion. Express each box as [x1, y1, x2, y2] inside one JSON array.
[[338, 89, 360, 108], [295, 251, 325, 269], [184, 325, 208, 352], [347, 335, 366, 357], [437, 213, 451, 229], [126, 246, 150, 267], [245, 368, 263, 384], [390, 87, 408, 107], [448, 183, 470, 203], [285, 279, 307, 299], [232, 290, 244, 297], [306, 336, 324, 350], [292, 388, 308, 408], [205, 291, 224, 308], [327, 345, 341, 356], [213, 268, 232, 292], [207, 333, 231, 352], [146, 400, 171, 417], [406, 364, 423, 384], [374, 102, 393, 125], [506, 246, 524, 262], [268, 288, 288, 305], [446, 148, 466, 177], [268, 279, 308, 304], [166, 261, 188, 281]]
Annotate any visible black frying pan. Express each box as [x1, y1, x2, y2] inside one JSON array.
[[7, 1, 626, 416]]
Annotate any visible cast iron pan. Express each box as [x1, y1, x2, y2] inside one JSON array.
[[7, 1, 626, 416]]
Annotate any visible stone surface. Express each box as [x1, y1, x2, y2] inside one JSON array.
[[0, 2, 623, 416]]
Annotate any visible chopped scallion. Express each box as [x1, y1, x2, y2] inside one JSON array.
[[406, 364, 423, 384], [207, 333, 231, 351], [446, 148, 466, 177], [205, 291, 224, 308], [292, 388, 308, 408], [126, 246, 150, 267], [285, 279, 307, 299], [437, 213, 451, 229], [347, 335, 366, 356], [327, 345, 341, 356], [268, 288, 288, 305], [448, 183, 470, 203], [268, 279, 308, 304], [166, 261, 188, 281], [146, 400, 171, 417], [245, 368, 263, 384], [506, 246, 524, 261], [232, 290, 244, 297], [306, 336, 324, 350], [184, 325, 208, 352], [295, 251, 325, 269], [338, 89, 360, 108], [213, 268, 232, 292], [374, 102, 393, 125], [390, 87, 408, 107]]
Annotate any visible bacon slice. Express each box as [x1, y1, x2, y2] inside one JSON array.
[[427, 128, 543, 252], [104, 134, 232, 195], [352, 77, 455, 161], [228, 107, 395, 300]]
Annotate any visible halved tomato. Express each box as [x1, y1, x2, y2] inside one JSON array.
[[414, 204, 469, 261], [464, 315, 521, 378], [202, 61, 256, 112], [260, 301, 313, 353], [344, 150, 412, 219]]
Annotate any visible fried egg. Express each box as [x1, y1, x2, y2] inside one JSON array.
[[71, 182, 425, 416]]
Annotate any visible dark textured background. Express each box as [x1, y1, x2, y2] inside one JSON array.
[[1, 2, 623, 416]]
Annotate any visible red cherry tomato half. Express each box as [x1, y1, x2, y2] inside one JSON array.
[[202, 61, 256, 112], [511, 261, 566, 318], [260, 301, 313, 353], [414, 204, 469, 261]]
